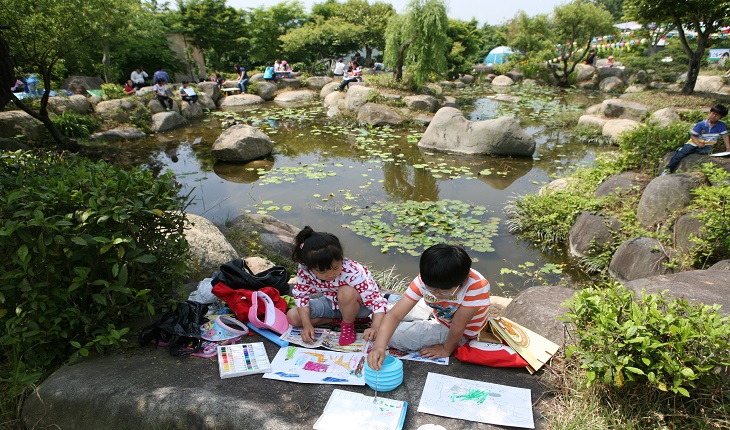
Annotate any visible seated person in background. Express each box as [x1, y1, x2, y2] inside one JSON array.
[[584, 49, 597, 66], [123, 80, 136, 95], [210, 73, 226, 88], [332, 58, 345, 77], [277, 60, 292, 79], [371, 61, 385, 71], [153, 78, 173, 111], [130, 66, 148, 89], [719, 52, 729, 68], [234, 64, 249, 93], [264, 62, 276, 82], [179, 81, 198, 104], [601, 55, 615, 68], [662, 104, 730, 175], [152, 66, 170, 85], [11, 76, 25, 93], [337, 61, 362, 91]]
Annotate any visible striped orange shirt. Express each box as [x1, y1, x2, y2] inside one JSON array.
[[404, 269, 491, 338]]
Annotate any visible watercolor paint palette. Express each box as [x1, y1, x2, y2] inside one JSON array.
[[217, 342, 271, 379]]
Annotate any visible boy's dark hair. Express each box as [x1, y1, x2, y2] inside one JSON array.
[[181, 80, 189, 85], [291, 226, 344, 271], [419, 244, 471, 290], [711, 104, 728, 117]]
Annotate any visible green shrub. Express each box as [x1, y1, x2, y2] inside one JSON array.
[[616, 122, 689, 173], [563, 284, 730, 397], [0, 151, 191, 385], [685, 165, 730, 267], [51, 111, 100, 138], [100, 83, 126, 100]]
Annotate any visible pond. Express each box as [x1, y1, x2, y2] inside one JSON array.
[[111, 85, 613, 297]]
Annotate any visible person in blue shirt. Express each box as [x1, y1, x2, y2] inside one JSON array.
[[662, 104, 730, 175], [152, 66, 170, 85], [234, 64, 249, 93], [263, 62, 276, 82]]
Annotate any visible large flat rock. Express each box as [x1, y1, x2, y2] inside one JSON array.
[[624, 269, 730, 315], [23, 332, 549, 429]]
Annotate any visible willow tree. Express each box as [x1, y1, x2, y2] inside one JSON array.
[[624, 0, 730, 94], [384, 0, 448, 88]]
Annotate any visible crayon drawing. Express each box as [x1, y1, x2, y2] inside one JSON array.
[[417, 372, 534, 429], [263, 346, 366, 385]]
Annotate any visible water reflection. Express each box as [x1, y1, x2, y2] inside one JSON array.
[[382, 162, 439, 201], [213, 159, 274, 183], [418, 149, 533, 190]]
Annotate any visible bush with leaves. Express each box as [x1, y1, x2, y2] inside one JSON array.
[[0, 151, 191, 395], [563, 284, 730, 397], [616, 122, 689, 173], [100, 83, 127, 100], [50, 111, 100, 138], [685, 165, 730, 267]]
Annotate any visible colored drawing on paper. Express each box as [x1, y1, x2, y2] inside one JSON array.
[[418, 372, 534, 429], [263, 346, 366, 385], [386, 347, 449, 365]]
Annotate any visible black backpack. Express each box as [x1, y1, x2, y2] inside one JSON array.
[[211, 259, 290, 295]]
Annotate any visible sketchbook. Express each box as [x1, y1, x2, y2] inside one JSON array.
[[280, 326, 370, 354], [710, 151, 730, 157], [313, 389, 407, 430], [183, 88, 196, 96], [478, 317, 559, 374]]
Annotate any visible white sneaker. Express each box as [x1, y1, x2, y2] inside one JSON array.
[[660, 169, 670, 176]]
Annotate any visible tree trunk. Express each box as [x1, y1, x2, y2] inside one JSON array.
[[364, 46, 373, 68], [102, 43, 111, 83], [394, 40, 412, 82], [682, 53, 702, 95]]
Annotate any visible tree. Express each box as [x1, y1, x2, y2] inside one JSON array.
[[550, 0, 615, 87], [594, 0, 624, 21], [0, 0, 133, 148], [384, 0, 448, 87], [279, 16, 364, 70], [445, 19, 486, 78], [624, 0, 730, 94], [244, 2, 308, 67], [507, 11, 554, 57]]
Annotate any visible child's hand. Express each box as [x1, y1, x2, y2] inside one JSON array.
[[418, 344, 452, 359], [363, 327, 377, 341], [367, 348, 385, 371], [300, 326, 316, 343]]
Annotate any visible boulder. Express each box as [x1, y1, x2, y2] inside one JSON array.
[[184, 213, 238, 281], [198, 93, 217, 110], [602, 118, 640, 142], [693, 75, 724, 93], [660, 152, 730, 176], [403, 95, 439, 112], [218, 94, 265, 108], [212, 159, 273, 184], [276, 78, 302, 90], [595, 171, 652, 197], [441, 96, 457, 108], [624, 83, 647, 93], [577, 81, 596, 90], [597, 67, 625, 83], [180, 101, 205, 120], [710, 260, 730, 270], [151, 111, 187, 132], [357, 103, 403, 126], [228, 214, 299, 258], [539, 178, 572, 195], [0, 110, 45, 141], [505, 70, 524, 82], [599, 76, 625, 92], [306, 76, 333, 91], [249, 73, 265, 83], [320, 82, 340, 99], [148, 98, 180, 115], [609, 237, 675, 282], [60, 76, 104, 94], [637, 172, 708, 228], [601, 98, 649, 121], [674, 212, 703, 255], [274, 90, 316, 104], [89, 126, 146, 142], [440, 81, 455, 88], [650, 107, 680, 127], [95, 98, 148, 124], [256, 82, 276, 101], [585, 103, 603, 115], [624, 270, 730, 316], [569, 211, 621, 258], [326, 105, 340, 117], [422, 83, 443, 98], [0, 138, 30, 151], [454, 81, 466, 89], [47, 95, 91, 115], [491, 75, 514, 86], [323, 91, 345, 109], [577, 114, 608, 129], [411, 113, 433, 126], [501, 285, 576, 345], [197, 82, 221, 103], [418, 107, 536, 157], [344, 85, 372, 112], [575, 64, 596, 82], [211, 124, 273, 162], [459, 75, 475, 85]]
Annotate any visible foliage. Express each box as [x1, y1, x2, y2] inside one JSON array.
[[50, 111, 100, 139], [686, 165, 730, 267], [280, 16, 364, 68], [595, 0, 624, 21], [100, 83, 126, 101], [244, 2, 308, 67], [624, 0, 730, 94], [476, 24, 508, 61], [563, 284, 730, 397], [0, 151, 191, 381], [548, 0, 616, 86], [615, 121, 689, 173], [445, 19, 487, 78], [507, 11, 554, 56], [344, 199, 500, 256], [384, 0, 449, 88]]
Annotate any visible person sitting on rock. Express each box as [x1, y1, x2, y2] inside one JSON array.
[[153, 78, 173, 111], [234, 64, 249, 93], [152, 65, 170, 85], [123, 79, 136, 95], [332, 58, 345, 77], [584, 49, 596, 66], [337, 61, 362, 91], [264, 62, 276, 82], [179, 81, 198, 104], [130, 66, 148, 90], [662, 104, 730, 176], [601, 55, 615, 68]]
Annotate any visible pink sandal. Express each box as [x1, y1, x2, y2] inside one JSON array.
[[339, 322, 356, 346]]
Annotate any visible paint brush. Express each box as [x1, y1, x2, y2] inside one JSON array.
[[373, 370, 378, 403]]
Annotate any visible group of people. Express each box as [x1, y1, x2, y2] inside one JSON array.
[[333, 57, 364, 91], [287, 226, 491, 368]]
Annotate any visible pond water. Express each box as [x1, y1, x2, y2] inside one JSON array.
[[112, 86, 613, 297]]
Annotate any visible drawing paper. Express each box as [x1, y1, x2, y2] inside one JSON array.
[[263, 346, 366, 385], [313, 389, 407, 430]]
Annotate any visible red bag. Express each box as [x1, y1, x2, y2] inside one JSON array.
[[212, 283, 287, 323], [454, 340, 529, 368]]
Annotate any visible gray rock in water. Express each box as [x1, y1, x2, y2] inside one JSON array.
[[306, 76, 333, 91], [0, 110, 45, 141], [637, 172, 708, 228], [227, 214, 299, 258], [344, 85, 372, 112], [89, 126, 146, 142], [180, 101, 205, 120], [184, 213, 238, 281], [197, 82, 221, 103], [624, 269, 730, 315], [575, 64, 596, 82], [47, 95, 91, 115], [276, 77, 302, 90], [403, 95, 439, 113], [256, 82, 276, 101], [595, 171, 651, 197], [609, 237, 674, 282], [95, 98, 148, 124], [274, 90, 315, 104], [320, 82, 340, 99], [357, 103, 403, 126], [218, 94, 265, 108], [568, 211, 621, 258], [418, 107, 536, 157], [501, 285, 576, 345], [151, 111, 187, 132], [211, 124, 273, 162]]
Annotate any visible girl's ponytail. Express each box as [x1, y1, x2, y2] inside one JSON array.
[[291, 226, 343, 271], [292, 226, 315, 262]]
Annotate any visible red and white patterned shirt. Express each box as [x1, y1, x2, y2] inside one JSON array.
[[404, 269, 491, 338], [293, 258, 387, 313]]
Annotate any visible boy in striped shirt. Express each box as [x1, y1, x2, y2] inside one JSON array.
[[662, 104, 730, 175], [367, 244, 491, 369]]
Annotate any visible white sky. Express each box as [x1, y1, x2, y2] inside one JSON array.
[[225, 0, 566, 26]]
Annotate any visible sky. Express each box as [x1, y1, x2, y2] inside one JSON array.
[[225, 0, 566, 26]]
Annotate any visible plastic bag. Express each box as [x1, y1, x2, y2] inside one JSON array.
[[188, 277, 218, 304], [139, 300, 209, 356]]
